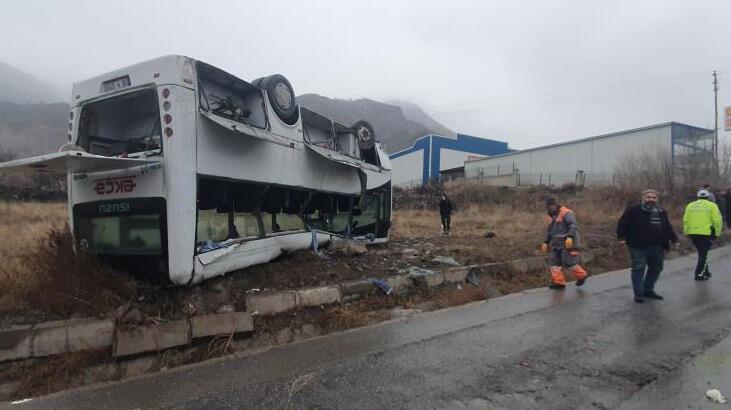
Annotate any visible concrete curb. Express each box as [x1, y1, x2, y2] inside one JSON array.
[[0, 256, 548, 362], [0, 312, 254, 363]]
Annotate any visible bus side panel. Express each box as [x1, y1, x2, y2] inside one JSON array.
[[164, 86, 198, 285], [196, 119, 362, 194]]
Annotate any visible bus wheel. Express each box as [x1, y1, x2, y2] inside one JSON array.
[[352, 120, 376, 150], [262, 74, 299, 125]]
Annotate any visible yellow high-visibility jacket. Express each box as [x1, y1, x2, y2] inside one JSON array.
[[683, 199, 722, 237]]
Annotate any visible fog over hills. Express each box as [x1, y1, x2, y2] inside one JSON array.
[[0, 61, 63, 104], [0, 63, 456, 157]]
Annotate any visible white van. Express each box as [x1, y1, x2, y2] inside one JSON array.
[[1, 55, 392, 285]]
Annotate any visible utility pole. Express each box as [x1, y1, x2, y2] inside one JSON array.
[[713, 70, 719, 162]]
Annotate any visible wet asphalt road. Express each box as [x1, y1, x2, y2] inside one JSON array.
[[8, 247, 731, 409]]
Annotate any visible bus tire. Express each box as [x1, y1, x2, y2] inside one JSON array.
[[262, 74, 299, 125], [352, 120, 376, 150]]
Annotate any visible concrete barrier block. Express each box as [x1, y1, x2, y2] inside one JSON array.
[[246, 290, 296, 315], [0, 325, 32, 362], [340, 279, 375, 296], [386, 275, 413, 293], [190, 312, 253, 339], [113, 320, 190, 357], [157, 320, 191, 351], [67, 319, 114, 352], [297, 286, 341, 308], [443, 268, 470, 283], [32, 320, 68, 357]]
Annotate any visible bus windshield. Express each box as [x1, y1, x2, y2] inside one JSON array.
[[77, 89, 162, 157]]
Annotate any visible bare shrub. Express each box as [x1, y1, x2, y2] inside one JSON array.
[[0, 225, 137, 317]]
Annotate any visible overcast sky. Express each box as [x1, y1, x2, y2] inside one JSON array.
[[2, 0, 731, 149]]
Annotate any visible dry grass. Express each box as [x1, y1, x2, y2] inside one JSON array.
[[0, 201, 137, 319], [0, 202, 67, 274], [3, 350, 112, 399]]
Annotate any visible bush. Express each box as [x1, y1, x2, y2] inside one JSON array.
[[0, 226, 137, 318]]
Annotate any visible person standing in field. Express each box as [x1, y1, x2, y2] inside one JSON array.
[[617, 189, 679, 304], [438, 192, 453, 234], [683, 189, 723, 281], [541, 198, 588, 289]]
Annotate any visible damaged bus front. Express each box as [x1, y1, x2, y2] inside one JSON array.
[[0, 55, 392, 285]]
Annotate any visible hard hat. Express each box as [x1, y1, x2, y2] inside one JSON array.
[[697, 189, 711, 199]]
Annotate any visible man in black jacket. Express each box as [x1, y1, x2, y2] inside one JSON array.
[[617, 189, 679, 304], [438, 193, 453, 234]]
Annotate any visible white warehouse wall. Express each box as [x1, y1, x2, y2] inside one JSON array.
[[465, 124, 673, 186], [439, 148, 481, 171], [391, 149, 424, 186]]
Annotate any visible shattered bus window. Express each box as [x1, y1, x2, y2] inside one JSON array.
[[77, 89, 162, 157], [197, 62, 266, 129]]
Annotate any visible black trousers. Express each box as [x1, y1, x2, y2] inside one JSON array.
[[440, 214, 451, 232], [690, 235, 713, 277]]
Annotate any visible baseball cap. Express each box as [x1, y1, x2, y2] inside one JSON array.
[[697, 189, 711, 199]]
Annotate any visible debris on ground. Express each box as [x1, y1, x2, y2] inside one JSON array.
[[484, 231, 496, 239], [706, 389, 727, 404], [466, 270, 481, 287], [432, 256, 461, 266], [408, 267, 438, 278], [372, 279, 392, 295]]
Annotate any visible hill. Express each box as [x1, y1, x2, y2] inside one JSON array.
[[0, 102, 69, 157], [297, 94, 455, 153], [0, 61, 63, 104]]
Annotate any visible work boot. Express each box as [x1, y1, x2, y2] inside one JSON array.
[[576, 277, 587, 287], [643, 291, 664, 300], [548, 282, 566, 290], [695, 274, 709, 281], [634, 296, 645, 304]]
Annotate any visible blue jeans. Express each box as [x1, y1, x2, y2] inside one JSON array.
[[629, 246, 664, 297]]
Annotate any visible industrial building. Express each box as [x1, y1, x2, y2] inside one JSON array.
[[464, 122, 714, 187], [389, 133, 512, 186]]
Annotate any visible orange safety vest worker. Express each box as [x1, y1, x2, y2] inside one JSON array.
[[542, 205, 588, 288]]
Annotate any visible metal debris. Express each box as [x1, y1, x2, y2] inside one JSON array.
[[432, 256, 461, 266]]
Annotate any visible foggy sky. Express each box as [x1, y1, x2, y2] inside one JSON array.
[[2, 0, 731, 149]]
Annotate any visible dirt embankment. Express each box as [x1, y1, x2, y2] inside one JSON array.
[[0, 184, 706, 325]]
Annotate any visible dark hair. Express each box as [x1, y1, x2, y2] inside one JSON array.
[[545, 197, 557, 207]]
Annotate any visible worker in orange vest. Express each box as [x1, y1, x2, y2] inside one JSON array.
[[540, 198, 589, 289]]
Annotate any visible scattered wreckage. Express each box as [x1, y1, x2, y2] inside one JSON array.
[[0, 55, 392, 285]]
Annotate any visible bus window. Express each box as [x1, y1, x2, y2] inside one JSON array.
[[352, 193, 380, 236], [196, 209, 229, 243], [197, 62, 266, 129], [262, 212, 305, 234], [77, 88, 161, 157]]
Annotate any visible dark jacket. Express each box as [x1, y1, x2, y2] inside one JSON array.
[[617, 204, 678, 250], [438, 198, 453, 216]]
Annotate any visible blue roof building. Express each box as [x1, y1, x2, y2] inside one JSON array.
[[389, 134, 512, 186]]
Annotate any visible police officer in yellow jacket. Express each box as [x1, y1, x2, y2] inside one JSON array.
[[683, 189, 723, 281], [541, 198, 588, 289]]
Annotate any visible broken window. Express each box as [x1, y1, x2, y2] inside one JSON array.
[[197, 62, 266, 129], [196, 179, 262, 246], [77, 88, 162, 157], [195, 177, 387, 252], [302, 108, 335, 149], [260, 187, 306, 234], [352, 182, 391, 237]]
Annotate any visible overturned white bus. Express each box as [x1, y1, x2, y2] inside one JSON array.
[[0, 55, 392, 285]]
